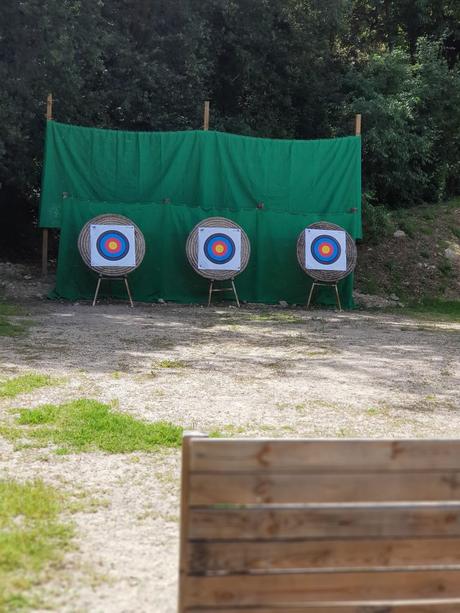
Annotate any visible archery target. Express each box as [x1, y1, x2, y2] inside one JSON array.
[[305, 228, 347, 272], [90, 224, 136, 267], [198, 227, 241, 271]]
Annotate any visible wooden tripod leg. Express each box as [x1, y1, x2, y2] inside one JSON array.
[[93, 276, 102, 307], [335, 283, 342, 311], [207, 281, 214, 307], [124, 276, 134, 308], [306, 282, 316, 309], [231, 279, 240, 308]]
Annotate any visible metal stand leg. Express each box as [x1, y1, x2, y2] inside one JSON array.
[[124, 276, 134, 308], [334, 284, 342, 312], [207, 281, 214, 307], [306, 282, 316, 309], [231, 279, 240, 308], [92, 275, 102, 307]]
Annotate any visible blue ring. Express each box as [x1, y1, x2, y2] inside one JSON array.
[[96, 230, 130, 261], [203, 234, 236, 265], [311, 235, 341, 265]]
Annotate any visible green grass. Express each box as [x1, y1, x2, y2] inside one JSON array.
[[0, 479, 73, 612], [5, 399, 183, 454], [402, 299, 460, 323], [0, 304, 25, 317], [155, 359, 187, 369], [0, 304, 28, 338], [0, 375, 59, 399]]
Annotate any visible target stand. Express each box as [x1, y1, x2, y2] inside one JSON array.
[[92, 274, 134, 308], [78, 214, 146, 307], [186, 217, 251, 307], [297, 221, 357, 311], [207, 278, 240, 308]]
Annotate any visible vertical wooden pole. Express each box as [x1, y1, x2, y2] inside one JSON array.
[[178, 432, 207, 613], [355, 113, 362, 136], [42, 93, 53, 276], [46, 93, 53, 121], [203, 100, 210, 131]]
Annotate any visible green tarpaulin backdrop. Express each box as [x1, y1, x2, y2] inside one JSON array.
[[40, 122, 361, 306]]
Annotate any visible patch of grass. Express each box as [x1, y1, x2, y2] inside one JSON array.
[[0, 374, 60, 399], [0, 479, 73, 612], [403, 299, 460, 323], [6, 399, 183, 453], [0, 317, 25, 338], [0, 303, 26, 317], [0, 303, 29, 338], [451, 227, 460, 241], [209, 424, 246, 438], [155, 359, 187, 369]]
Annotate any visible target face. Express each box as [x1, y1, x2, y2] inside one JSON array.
[[90, 224, 136, 267], [305, 228, 347, 271], [198, 227, 241, 271]]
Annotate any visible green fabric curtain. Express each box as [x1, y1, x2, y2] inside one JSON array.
[[41, 121, 361, 306], [39, 122, 361, 235], [52, 198, 355, 307]]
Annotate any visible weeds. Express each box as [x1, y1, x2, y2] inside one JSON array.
[[5, 399, 182, 454]]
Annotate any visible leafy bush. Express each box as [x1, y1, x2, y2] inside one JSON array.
[[361, 196, 395, 244]]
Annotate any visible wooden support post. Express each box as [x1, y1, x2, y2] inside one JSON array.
[[42, 93, 53, 276], [203, 100, 210, 131], [46, 93, 53, 121], [178, 432, 207, 613], [355, 113, 362, 136]]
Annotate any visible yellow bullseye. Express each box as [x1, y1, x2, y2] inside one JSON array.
[[321, 245, 331, 255], [108, 240, 118, 251], [215, 244, 225, 254]]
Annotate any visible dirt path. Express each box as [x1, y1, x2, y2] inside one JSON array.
[[0, 281, 459, 611]]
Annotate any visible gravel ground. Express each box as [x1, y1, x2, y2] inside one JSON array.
[[0, 267, 459, 612]]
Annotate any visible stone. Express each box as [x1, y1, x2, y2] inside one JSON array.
[[444, 244, 460, 263], [393, 230, 406, 238], [279, 300, 288, 308], [389, 294, 400, 301], [157, 298, 166, 304], [353, 291, 392, 309]]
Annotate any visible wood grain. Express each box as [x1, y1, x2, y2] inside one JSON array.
[[189, 504, 460, 540], [189, 537, 460, 574], [189, 472, 460, 505], [184, 570, 460, 607], [189, 440, 460, 473]]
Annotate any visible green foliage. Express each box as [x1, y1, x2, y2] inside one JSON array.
[[342, 40, 460, 207], [0, 479, 73, 611], [1, 0, 460, 253], [362, 197, 394, 244], [0, 374, 59, 399], [7, 399, 183, 453]]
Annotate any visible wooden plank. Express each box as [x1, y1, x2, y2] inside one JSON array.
[[203, 101, 210, 130], [355, 113, 362, 135], [189, 537, 460, 574], [189, 472, 460, 505], [183, 570, 460, 607], [189, 504, 460, 540], [189, 439, 460, 473], [179, 433, 208, 613], [46, 92, 53, 120], [186, 602, 460, 613]]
